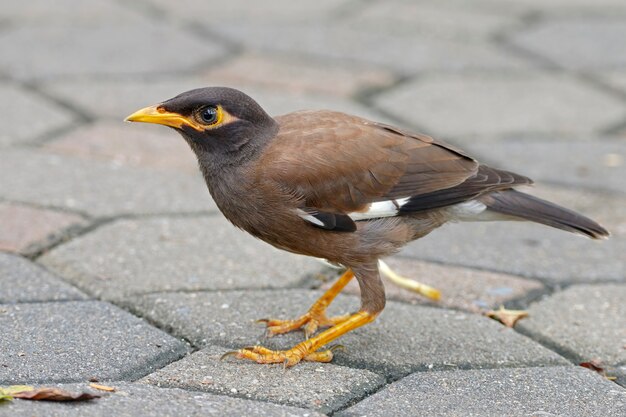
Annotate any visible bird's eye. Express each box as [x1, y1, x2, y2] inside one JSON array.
[[199, 106, 218, 124]]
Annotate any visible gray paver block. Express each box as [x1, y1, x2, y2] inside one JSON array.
[[510, 18, 626, 69], [495, 0, 626, 11], [374, 73, 626, 139], [0, 148, 214, 217], [336, 367, 626, 417], [0, 0, 147, 24], [0, 21, 227, 79], [213, 22, 529, 74], [0, 202, 86, 255], [203, 53, 394, 97], [0, 382, 323, 417], [145, 0, 352, 24], [615, 364, 626, 388], [399, 217, 625, 285], [603, 71, 626, 95], [348, 1, 519, 41], [240, 87, 395, 125], [0, 82, 75, 146], [44, 122, 199, 174], [130, 289, 568, 379], [323, 257, 544, 312], [39, 216, 325, 302], [464, 139, 626, 195], [42, 77, 207, 121], [0, 252, 86, 304], [42, 76, 394, 125], [518, 284, 626, 365], [142, 345, 385, 413], [0, 301, 188, 384]]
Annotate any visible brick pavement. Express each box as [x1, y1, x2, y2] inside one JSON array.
[[0, 1, 624, 415]]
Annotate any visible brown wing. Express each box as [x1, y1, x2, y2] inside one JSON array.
[[259, 111, 479, 211], [257, 111, 531, 230]]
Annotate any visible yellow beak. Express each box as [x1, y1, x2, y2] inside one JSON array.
[[125, 105, 201, 130]]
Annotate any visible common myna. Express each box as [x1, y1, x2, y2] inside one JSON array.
[[126, 87, 609, 366]]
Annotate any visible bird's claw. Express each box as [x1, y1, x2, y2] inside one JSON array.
[[220, 344, 336, 367], [259, 311, 351, 339]]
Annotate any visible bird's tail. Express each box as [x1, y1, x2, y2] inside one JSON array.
[[479, 189, 609, 239]]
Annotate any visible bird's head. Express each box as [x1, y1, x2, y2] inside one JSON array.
[[125, 87, 277, 158]]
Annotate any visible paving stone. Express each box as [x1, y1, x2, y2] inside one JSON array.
[[518, 284, 626, 365], [45, 122, 198, 174], [464, 139, 626, 195], [614, 365, 626, 388], [510, 18, 626, 69], [495, 0, 626, 13], [202, 53, 394, 97], [0, 148, 214, 217], [146, 0, 353, 24], [603, 71, 626, 94], [0, 202, 86, 255], [130, 289, 568, 379], [0, 252, 86, 304], [398, 225, 623, 285], [0, 20, 227, 80], [212, 23, 530, 74], [336, 366, 626, 417], [323, 257, 545, 312], [39, 217, 325, 302], [0, 82, 76, 146], [239, 86, 393, 124], [142, 345, 384, 413], [0, 382, 322, 417], [0, 0, 147, 24], [0, 300, 188, 384], [348, 1, 520, 41], [42, 77, 206, 121], [42, 76, 392, 124], [374, 73, 626, 140]]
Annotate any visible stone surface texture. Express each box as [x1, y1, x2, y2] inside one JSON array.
[[1, 0, 625, 415], [337, 367, 626, 417], [0, 202, 86, 255], [0, 253, 86, 304], [0, 301, 188, 384]]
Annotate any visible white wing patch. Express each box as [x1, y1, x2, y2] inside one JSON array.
[[296, 209, 325, 227], [447, 200, 507, 221], [348, 197, 411, 221]]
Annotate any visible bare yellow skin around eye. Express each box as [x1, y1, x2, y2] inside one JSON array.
[[125, 105, 238, 132]]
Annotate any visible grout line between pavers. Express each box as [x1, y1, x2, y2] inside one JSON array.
[[28, 210, 221, 261], [490, 11, 563, 71], [331, 0, 377, 22], [19, 80, 94, 124], [602, 117, 626, 136], [140, 342, 388, 416], [392, 253, 626, 290]]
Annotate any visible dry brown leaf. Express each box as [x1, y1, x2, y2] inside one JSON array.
[[485, 305, 529, 328], [580, 359, 616, 380], [0, 385, 34, 401], [12, 387, 100, 402], [89, 383, 116, 392]]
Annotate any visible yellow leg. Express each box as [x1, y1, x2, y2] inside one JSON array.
[[223, 310, 377, 366], [378, 260, 441, 301], [258, 269, 354, 338]]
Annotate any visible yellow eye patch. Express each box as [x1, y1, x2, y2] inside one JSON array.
[[125, 104, 238, 132]]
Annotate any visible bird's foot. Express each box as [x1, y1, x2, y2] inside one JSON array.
[[257, 310, 351, 339], [225, 311, 376, 367], [221, 344, 344, 367]]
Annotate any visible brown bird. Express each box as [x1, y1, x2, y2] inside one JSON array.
[[126, 87, 609, 366]]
